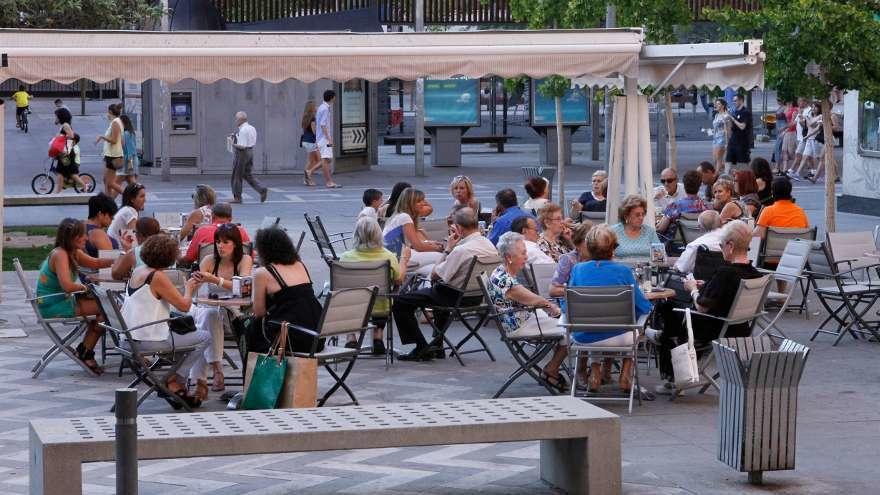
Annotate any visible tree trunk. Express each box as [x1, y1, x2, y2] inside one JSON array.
[[821, 98, 837, 232], [665, 92, 678, 171], [555, 96, 565, 214]]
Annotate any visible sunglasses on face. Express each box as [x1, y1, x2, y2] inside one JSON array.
[[660, 178, 676, 184]]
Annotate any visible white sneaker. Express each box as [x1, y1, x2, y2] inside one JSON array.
[[645, 327, 663, 344]]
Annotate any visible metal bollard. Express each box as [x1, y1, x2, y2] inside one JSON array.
[[115, 388, 138, 495]]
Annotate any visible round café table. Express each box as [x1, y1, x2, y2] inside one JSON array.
[[644, 287, 676, 301], [193, 296, 253, 308]]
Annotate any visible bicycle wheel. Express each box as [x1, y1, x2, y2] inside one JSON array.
[[31, 174, 54, 195], [21, 115, 28, 133], [75, 173, 97, 193]]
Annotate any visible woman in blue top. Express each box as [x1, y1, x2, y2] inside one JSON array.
[[611, 194, 661, 259], [381, 187, 443, 274], [118, 115, 139, 186], [568, 224, 652, 393]]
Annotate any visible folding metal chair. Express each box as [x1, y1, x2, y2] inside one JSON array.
[[672, 274, 773, 398], [677, 217, 703, 245], [528, 262, 559, 300], [92, 285, 200, 412], [477, 273, 564, 398], [330, 260, 396, 367], [304, 213, 352, 265], [14, 259, 98, 378], [419, 218, 450, 243], [826, 230, 880, 286], [285, 286, 378, 406], [561, 285, 645, 414], [757, 226, 817, 269], [420, 255, 502, 366], [806, 242, 880, 345], [578, 210, 605, 223], [754, 239, 811, 339]]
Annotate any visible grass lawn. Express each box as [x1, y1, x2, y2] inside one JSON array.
[[3, 225, 56, 271]]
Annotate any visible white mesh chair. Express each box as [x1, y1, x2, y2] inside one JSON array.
[[92, 285, 200, 412], [14, 258, 98, 378], [755, 239, 812, 339], [528, 263, 559, 300], [285, 286, 378, 406], [673, 274, 773, 398], [562, 285, 645, 413], [330, 260, 395, 366]]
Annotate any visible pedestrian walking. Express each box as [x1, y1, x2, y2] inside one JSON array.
[[229, 111, 268, 203], [710, 98, 730, 173], [315, 90, 341, 188], [724, 94, 752, 174], [96, 103, 125, 198], [118, 114, 139, 187], [300, 101, 321, 186]]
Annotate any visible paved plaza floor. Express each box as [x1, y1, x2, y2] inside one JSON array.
[[4, 98, 880, 494]]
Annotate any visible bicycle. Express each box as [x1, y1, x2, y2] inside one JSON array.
[[17, 108, 29, 133], [31, 158, 96, 195]]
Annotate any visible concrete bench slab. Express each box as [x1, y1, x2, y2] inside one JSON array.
[[5, 194, 91, 207], [30, 396, 620, 495]]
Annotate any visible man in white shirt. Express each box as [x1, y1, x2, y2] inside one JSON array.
[[653, 167, 685, 211], [786, 98, 812, 179], [674, 210, 725, 274], [510, 216, 554, 264], [393, 207, 499, 361], [229, 111, 267, 203], [315, 90, 341, 188]]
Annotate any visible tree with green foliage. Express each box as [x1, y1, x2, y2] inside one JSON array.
[[0, 0, 162, 29], [708, 0, 880, 231]]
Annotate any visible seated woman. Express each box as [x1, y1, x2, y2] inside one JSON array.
[[487, 232, 569, 392], [378, 181, 411, 219], [449, 175, 480, 218], [191, 223, 254, 392], [111, 218, 162, 280], [522, 176, 550, 212], [340, 217, 408, 354], [567, 224, 652, 393], [36, 218, 114, 374], [611, 194, 661, 259], [570, 170, 607, 218], [712, 179, 749, 224], [121, 234, 211, 407], [108, 183, 146, 246], [750, 157, 775, 207], [536, 203, 574, 262], [734, 169, 762, 219], [84, 192, 121, 257], [549, 222, 594, 298], [248, 227, 324, 355], [653, 220, 762, 393], [382, 187, 444, 274], [179, 184, 216, 240]]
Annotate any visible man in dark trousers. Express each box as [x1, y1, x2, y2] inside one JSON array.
[[724, 93, 752, 172]]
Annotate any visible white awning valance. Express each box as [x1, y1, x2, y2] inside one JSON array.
[[0, 28, 644, 84]]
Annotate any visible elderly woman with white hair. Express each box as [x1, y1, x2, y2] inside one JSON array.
[[652, 220, 763, 393], [570, 169, 608, 217], [487, 231, 569, 392], [340, 216, 408, 354]]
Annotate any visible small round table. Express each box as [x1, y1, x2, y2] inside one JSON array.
[[193, 296, 253, 308], [644, 287, 676, 301]]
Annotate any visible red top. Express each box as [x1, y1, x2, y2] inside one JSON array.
[[183, 221, 251, 263]]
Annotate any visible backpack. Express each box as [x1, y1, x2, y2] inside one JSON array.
[[47, 135, 67, 158]]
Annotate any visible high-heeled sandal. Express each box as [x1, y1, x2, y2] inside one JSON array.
[[303, 170, 316, 186], [184, 381, 209, 408], [211, 369, 225, 392], [76, 343, 104, 375]]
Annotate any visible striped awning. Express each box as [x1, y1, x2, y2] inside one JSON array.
[[0, 28, 644, 84]]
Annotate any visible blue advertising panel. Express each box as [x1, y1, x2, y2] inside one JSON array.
[[424, 78, 480, 126], [530, 79, 590, 126]]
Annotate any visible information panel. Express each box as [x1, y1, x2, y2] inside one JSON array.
[[530, 79, 590, 126], [340, 79, 368, 155], [424, 78, 480, 127]]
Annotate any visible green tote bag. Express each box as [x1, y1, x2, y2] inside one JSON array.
[[242, 322, 289, 410]]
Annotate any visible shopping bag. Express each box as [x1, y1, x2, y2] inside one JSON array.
[[242, 322, 289, 410], [671, 308, 700, 388], [276, 356, 318, 408]]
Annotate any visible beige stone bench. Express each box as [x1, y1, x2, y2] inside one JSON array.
[[30, 396, 620, 495], [4, 194, 91, 207]]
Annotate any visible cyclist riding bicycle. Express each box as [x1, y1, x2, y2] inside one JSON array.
[[12, 85, 31, 129]]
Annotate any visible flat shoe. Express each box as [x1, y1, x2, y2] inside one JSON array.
[[326, 183, 342, 189]]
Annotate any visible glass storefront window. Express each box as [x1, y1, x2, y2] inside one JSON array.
[[860, 99, 880, 156]]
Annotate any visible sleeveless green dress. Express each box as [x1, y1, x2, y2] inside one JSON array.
[[36, 257, 77, 318]]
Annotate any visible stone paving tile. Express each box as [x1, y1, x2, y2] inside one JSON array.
[[1, 273, 879, 494]]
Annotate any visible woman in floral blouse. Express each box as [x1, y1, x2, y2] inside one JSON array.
[[536, 203, 574, 262], [487, 231, 568, 392]]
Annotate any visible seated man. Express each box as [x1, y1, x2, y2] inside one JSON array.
[[656, 169, 707, 241], [673, 210, 724, 275], [753, 177, 809, 240], [510, 216, 553, 264], [653, 167, 686, 212], [180, 202, 251, 265], [653, 220, 762, 391], [393, 207, 498, 361], [488, 188, 533, 245]]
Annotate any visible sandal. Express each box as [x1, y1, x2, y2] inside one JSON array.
[[211, 369, 225, 392], [541, 371, 569, 393], [76, 343, 104, 375], [303, 170, 316, 186], [185, 380, 208, 408], [163, 376, 189, 410]]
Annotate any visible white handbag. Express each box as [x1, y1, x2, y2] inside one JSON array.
[[671, 308, 700, 388]]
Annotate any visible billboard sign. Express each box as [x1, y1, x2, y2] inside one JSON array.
[[530, 79, 590, 126], [424, 78, 480, 127]]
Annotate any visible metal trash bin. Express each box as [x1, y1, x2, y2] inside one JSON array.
[[713, 337, 810, 484], [521, 166, 556, 200]]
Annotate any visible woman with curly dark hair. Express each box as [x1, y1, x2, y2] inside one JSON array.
[[750, 157, 775, 206], [247, 227, 324, 355]]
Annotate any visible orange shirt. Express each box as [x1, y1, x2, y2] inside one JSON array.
[[756, 199, 809, 229]]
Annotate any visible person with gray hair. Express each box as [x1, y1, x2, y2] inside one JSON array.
[[339, 217, 407, 354], [486, 231, 569, 391], [229, 110, 268, 203], [673, 209, 727, 275], [654, 219, 763, 392], [393, 207, 498, 361], [180, 184, 216, 240]]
